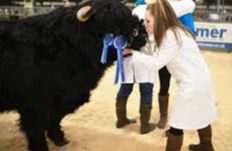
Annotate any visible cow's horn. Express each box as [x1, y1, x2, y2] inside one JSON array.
[[78, 0, 92, 7], [76, 5, 91, 22]]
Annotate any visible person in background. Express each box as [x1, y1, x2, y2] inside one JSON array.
[[122, 0, 216, 150], [135, 0, 145, 6], [115, 0, 196, 134], [115, 12, 156, 135]]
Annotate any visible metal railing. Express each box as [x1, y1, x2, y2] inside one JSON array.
[[0, 2, 232, 22], [0, 6, 54, 19]]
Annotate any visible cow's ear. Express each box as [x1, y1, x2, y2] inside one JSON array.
[[76, 5, 92, 22]]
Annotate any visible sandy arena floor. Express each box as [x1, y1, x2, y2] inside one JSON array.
[[0, 50, 232, 151]]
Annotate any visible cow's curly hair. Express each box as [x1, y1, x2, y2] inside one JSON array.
[[0, 0, 147, 151]]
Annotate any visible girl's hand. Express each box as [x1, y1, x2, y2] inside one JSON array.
[[122, 48, 133, 56]]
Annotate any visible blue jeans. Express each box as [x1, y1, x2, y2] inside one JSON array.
[[117, 83, 153, 104]]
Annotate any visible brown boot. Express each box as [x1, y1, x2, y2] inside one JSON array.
[[157, 94, 169, 129], [166, 131, 183, 151], [139, 103, 155, 134], [189, 125, 215, 151], [116, 99, 136, 128]]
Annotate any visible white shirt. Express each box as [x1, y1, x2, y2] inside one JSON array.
[[132, 29, 217, 129], [123, 35, 157, 83]]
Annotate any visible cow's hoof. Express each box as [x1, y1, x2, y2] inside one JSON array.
[[54, 137, 70, 146]]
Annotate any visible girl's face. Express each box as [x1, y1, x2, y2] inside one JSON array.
[[145, 10, 154, 34]]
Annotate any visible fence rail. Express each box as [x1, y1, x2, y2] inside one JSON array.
[[0, 6, 54, 19], [0, 3, 232, 22]]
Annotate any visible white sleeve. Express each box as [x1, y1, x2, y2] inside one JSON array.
[[132, 5, 147, 20], [131, 30, 181, 71], [168, 0, 196, 17]]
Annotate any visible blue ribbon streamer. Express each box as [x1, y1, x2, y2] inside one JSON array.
[[113, 35, 127, 84], [101, 33, 114, 64]]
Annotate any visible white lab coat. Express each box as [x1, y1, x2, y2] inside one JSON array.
[[122, 0, 196, 84], [123, 35, 156, 83], [131, 29, 217, 129]]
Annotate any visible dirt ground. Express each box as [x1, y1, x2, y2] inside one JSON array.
[[0, 50, 232, 151]]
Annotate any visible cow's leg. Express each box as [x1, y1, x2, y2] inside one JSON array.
[[47, 99, 71, 146], [47, 113, 70, 146], [47, 92, 90, 146], [19, 109, 49, 151]]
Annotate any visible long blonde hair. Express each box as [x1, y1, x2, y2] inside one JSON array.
[[146, 0, 195, 48]]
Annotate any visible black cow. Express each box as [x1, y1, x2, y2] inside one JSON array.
[[0, 0, 147, 151]]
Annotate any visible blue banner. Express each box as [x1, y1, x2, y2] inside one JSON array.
[[195, 22, 232, 50]]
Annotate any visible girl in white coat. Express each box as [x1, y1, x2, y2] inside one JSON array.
[[122, 0, 216, 150]]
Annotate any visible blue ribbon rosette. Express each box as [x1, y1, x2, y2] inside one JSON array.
[[101, 33, 114, 64], [113, 35, 127, 84], [101, 34, 128, 84]]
